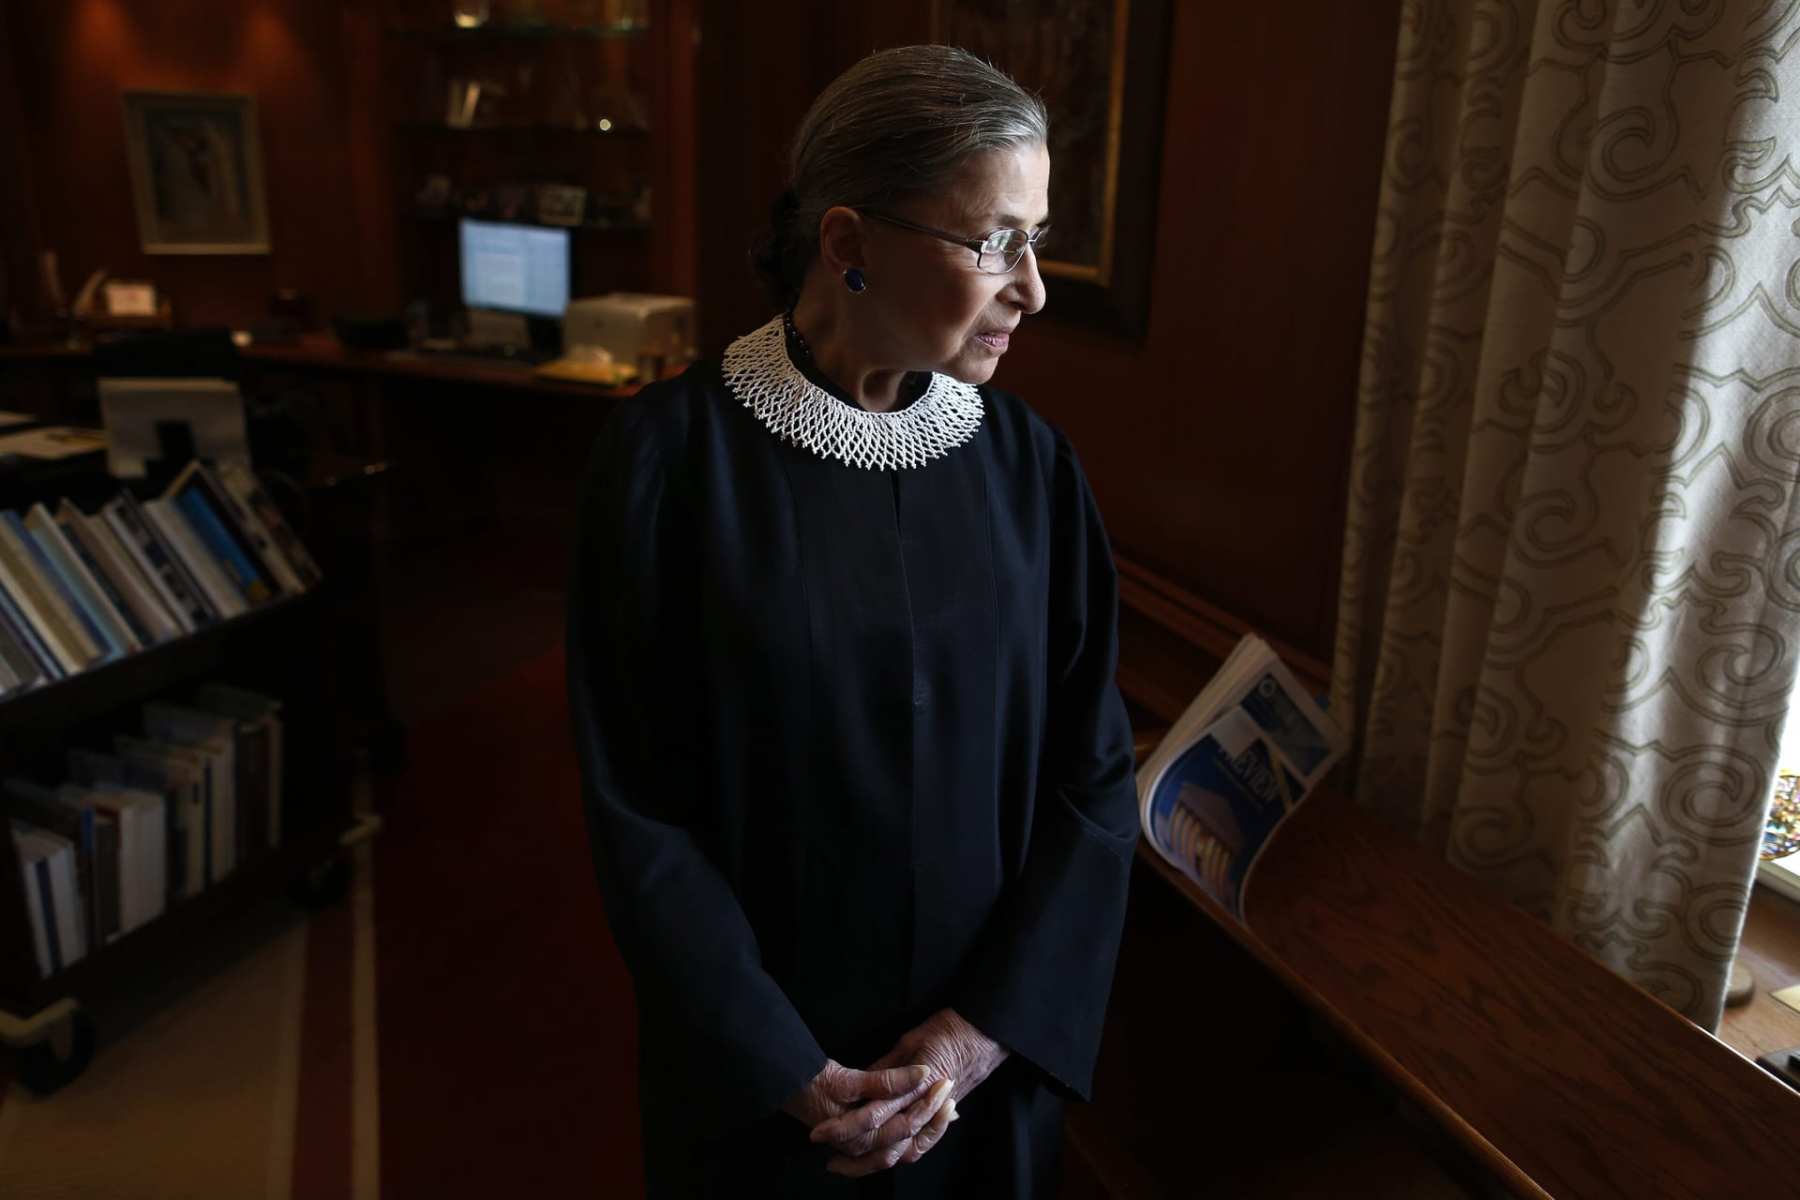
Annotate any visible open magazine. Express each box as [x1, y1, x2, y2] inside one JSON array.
[[1137, 635, 1348, 919]]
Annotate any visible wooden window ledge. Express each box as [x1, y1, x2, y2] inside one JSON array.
[[1135, 785, 1800, 1199]]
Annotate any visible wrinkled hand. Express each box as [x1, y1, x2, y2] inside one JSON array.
[[811, 1009, 1008, 1177], [781, 1059, 931, 1130]]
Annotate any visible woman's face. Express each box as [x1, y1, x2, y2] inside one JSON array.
[[858, 142, 1051, 385]]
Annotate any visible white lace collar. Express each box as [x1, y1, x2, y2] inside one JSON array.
[[720, 317, 984, 471]]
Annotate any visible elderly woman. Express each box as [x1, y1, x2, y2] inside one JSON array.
[[567, 45, 1139, 1197]]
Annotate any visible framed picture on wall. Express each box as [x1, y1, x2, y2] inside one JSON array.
[[932, 0, 1172, 336], [122, 90, 272, 255]]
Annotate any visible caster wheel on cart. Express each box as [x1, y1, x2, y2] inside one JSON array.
[[16, 1006, 96, 1097], [294, 855, 353, 911]]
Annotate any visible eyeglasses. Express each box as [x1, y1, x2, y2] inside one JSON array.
[[857, 209, 1050, 274]]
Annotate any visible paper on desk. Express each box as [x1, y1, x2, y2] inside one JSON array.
[[1770, 983, 1800, 1018], [0, 425, 108, 460]]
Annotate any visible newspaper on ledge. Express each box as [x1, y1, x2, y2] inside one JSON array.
[[1136, 635, 1347, 920]]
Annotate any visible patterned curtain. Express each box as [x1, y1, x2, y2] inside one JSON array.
[[1332, 0, 1800, 1029]]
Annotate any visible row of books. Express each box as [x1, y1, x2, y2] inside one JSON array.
[[8, 684, 285, 980], [0, 459, 322, 698]]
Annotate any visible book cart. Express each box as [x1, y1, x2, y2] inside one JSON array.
[[0, 464, 383, 1094]]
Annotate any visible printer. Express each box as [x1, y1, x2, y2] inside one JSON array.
[[563, 293, 695, 375]]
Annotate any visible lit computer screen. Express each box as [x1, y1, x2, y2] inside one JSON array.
[[459, 219, 571, 318]]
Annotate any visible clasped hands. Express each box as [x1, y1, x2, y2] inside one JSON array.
[[781, 1008, 1008, 1178]]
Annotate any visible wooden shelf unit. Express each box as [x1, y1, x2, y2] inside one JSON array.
[[0, 546, 355, 1027], [381, 0, 697, 316]]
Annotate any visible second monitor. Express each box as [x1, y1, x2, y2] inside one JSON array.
[[459, 218, 571, 324]]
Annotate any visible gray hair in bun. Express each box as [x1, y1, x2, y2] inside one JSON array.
[[751, 45, 1048, 307]]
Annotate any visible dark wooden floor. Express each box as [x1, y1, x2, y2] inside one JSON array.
[[376, 527, 568, 728], [366, 488, 1486, 1199]]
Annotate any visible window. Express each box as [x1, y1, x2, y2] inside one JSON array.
[[1761, 708, 1800, 903]]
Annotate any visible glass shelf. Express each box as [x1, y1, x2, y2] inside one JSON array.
[[395, 120, 649, 137], [385, 21, 649, 41], [409, 210, 650, 235]]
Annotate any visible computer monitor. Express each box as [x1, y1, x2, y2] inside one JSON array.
[[99, 378, 251, 479], [459, 219, 571, 318]]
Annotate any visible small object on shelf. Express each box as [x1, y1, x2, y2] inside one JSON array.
[[535, 184, 587, 227], [69, 272, 174, 334], [494, 183, 529, 223], [446, 78, 483, 128], [416, 174, 453, 212], [101, 281, 158, 318], [452, 0, 491, 28], [457, 185, 492, 217]]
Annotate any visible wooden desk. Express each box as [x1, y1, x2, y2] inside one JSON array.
[[0, 335, 640, 544], [0, 334, 641, 400], [243, 335, 643, 400]]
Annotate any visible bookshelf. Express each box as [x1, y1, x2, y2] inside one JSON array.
[[381, 0, 698, 317], [0, 474, 366, 1095]]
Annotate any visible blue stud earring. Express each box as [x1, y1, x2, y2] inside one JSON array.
[[843, 268, 867, 294]]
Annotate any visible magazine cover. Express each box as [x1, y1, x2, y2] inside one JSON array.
[[1137, 636, 1346, 918]]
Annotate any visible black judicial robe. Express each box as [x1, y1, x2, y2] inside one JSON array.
[[566, 345, 1140, 1198]]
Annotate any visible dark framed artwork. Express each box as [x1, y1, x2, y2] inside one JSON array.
[[122, 91, 272, 255], [933, 0, 1171, 336]]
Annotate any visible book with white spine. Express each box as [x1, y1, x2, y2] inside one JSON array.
[[12, 825, 86, 975], [1, 510, 109, 663], [217, 462, 322, 589], [25, 503, 141, 657], [143, 704, 237, 882], [114, 735, 209, 898], [142, 498, 247, 618], [100, 497, 203, 634], [57, 500, 182, 644], [0, 523, 90, 674]]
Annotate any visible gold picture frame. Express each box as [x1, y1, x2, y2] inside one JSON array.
[[122, 90, 272, 256], [932, 0, 1171, 334]]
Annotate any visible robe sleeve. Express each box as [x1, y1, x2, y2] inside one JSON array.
[[952, 429, 1141, 1102], [565, 404, 828, 1132]]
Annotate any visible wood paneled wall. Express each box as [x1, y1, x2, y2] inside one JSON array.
[[2, 0, 384, 330], [0, 1, 45, 329], [4, 0, 1403, 668], [696, 2, 1402, 666]]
